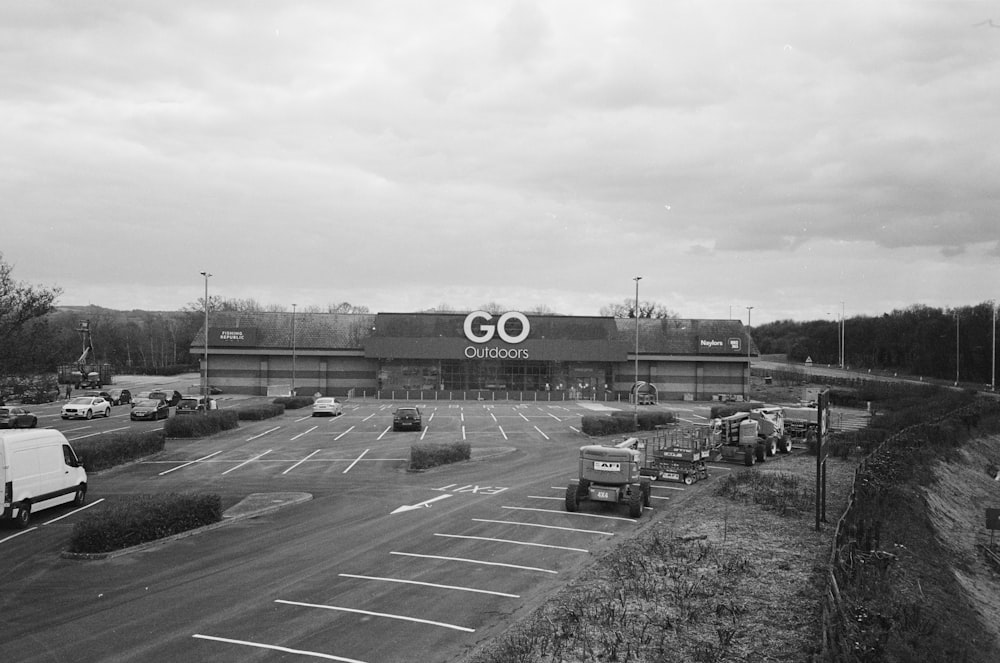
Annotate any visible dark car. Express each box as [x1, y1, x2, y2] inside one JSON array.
[[130, 398, 170, 421], [0, 406, 38, 428], [148, 389, 182, 407], [81, 390, 114, 404], [176, 395, 216, 415], [108, 388, 132, 406], [392, 406, 422, 431]]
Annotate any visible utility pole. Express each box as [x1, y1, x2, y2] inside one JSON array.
[[746, 306, 754, 398], [291, 303, 297, 396], [200, 271, 211, 412], [840, 301, 845, 369], [955, 311, 960, 387], [992, 301, 996, 392], [633, 276, 642, 431]]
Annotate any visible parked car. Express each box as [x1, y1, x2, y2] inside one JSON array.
[[108, 388, 132, 406], [392, 406, 422, 431], [62, 396, 111, 420], [311, 397, 343, 417], [148, 389, 182, 407], [81, 390, 114, 404], [0, 406, 38, 429], [176, 395, 217, 415], [130, 398, 170, 421]]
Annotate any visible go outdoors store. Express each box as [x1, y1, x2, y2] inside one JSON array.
[[193, 311, 755, 401]]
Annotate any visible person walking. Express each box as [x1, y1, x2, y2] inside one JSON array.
[[65, 384, 72, 400]]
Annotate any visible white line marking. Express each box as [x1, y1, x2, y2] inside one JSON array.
[[390, 551, 557, 574], [461, 425, 466, 440], [519, 412, 529, 421], [528, 496, 564, 501], [159, 450, 224, 476], [43, 498, 105, 524], [533, 425, 550, 440], [490, 412, 497, 422], [222, 449, 272, 475], [0, 527, 38, 544], [247, 426, 280, 441], [471, 518, 614, 536], [274, 599, 475, 632], [290, 425, 318, 441], [376, 425, 391, 440], [334, 425, 354, 440], [363, 413, 376, 421], [501, 505, 636, 522], [392, 494, 451, 514], [192, 634, 366, 662], [283, 449, 322, 474], [338, 573, 519, 598], [498, 425, 508, 440], [548, 412, 561, 421], [434, 533, 588, 553], [342, 449, 369, 474]]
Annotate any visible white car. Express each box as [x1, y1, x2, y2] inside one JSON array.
[[61, 396, 111, 420], [311, 397, 343, 417]]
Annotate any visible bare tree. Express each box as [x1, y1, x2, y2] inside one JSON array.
[[600, 299, 678, 319]]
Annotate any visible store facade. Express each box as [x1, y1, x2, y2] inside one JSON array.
[[193, 310, 755, 401]]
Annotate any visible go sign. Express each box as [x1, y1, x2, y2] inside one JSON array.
[[463, 311, 530, 344]]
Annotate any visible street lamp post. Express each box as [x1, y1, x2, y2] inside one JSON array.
[[955, 311, 960, 387], [200, 271, 211, 413], [992, 301, 996, 392], [745, 306, 754, 398], [840, 301, 845, 369], [633, 276, 642, 431], [291, 303, 297, 396]]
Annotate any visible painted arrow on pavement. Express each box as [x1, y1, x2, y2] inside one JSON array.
[[391, 494, 452, 514]]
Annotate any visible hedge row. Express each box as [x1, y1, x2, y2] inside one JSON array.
[[410, 442, 472, 470], [580, 410, 677, 436], [272, 396, 315, 410], [164, 410, 240, 438], [73, 430, 166, 472], [68, 493, 222, 554], [238, 403, 285, 420]]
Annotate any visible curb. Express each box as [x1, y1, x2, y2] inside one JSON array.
[[59, 492, 313, 561]]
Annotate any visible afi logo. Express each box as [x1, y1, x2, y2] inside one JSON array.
[[463, 311, 530, 344]]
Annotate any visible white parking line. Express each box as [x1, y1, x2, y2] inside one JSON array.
[[192, 634, 366, 662], [290, 425, 318, 441], [247, 426, 280, 441], [43, 498, 105, 524], [275, 599, 475, 633], [0, 527, 38, 544], [471, 518, 614, 536], [498, 425, 508, 440], [434, 533, 588, 553], [159, 450, 224, 475], [390, 551, 557, 574], [222, 449, 272, 475], [283, 449, 321, 474], [342, 449, 369, 474], [334, 426, 354, 440], [376, 425, 391, 440], [547, 412, 561, 421], [519, 412, 529, 421], [533, 426, 550, 440], [339, 573, 519, 598], [501, 505, 636, 523], [67, 425, 132, 441]]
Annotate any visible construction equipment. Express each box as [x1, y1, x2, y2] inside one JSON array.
[[565, 438, 652, 518], [638, 427, 712, 485], [784, 401, 828, 440], [749, 406, 794, 454], [57, 320, 113, 389], [710, 412, 764, 466]]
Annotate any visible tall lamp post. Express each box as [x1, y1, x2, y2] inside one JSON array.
[[992, 301, 996, 392], [745, 306, 754, 398], [840, 301, 845, 369], [200, 271, 211, 413], [955, 311, 960, 387], [291, 303, 297, 396], [633, 276, 642, 431]]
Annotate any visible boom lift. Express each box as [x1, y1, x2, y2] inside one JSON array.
[[565, 437, 652, 518]]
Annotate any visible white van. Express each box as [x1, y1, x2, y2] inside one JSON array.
[[1, 430, 88, 528]]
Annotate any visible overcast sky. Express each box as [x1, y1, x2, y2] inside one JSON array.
[[3, 1, 998, 325]]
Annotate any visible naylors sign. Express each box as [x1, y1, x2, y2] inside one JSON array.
[[210, 328, 258, 347], [697, 336, 742, 354]]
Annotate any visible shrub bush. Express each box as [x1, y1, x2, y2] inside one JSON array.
[[272, 395, 315, 409], [237, 403, 285, 420], [581, 410, 677, 436], [410, 442, 471, 470], [73, 430, 166, 471], [165, 410, 240, 438], [68, 493, 222, 554]]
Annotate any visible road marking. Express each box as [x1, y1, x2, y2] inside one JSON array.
[[343, 449, 369, 474], [159, 450, 224, 475], [461, 425, 466, 440], [569, 426, 580, 433], [490, 412, 497, 422], [471, 518, 614, 536], [390, 551, 557, 574], [529, 496, 563, 501], [0, 527, 38, 544], [283, 449, 321, 474], [338, 573, 519, 598], [67, 425, 131, 441], [43, 498, 105, 524], [222, 449, 272, 475], [334, 426, 354, 440], [275, 599, 475, 632], [247, 427, 280, 441], [548, 412, 561, 421], [392, 494, 451, 514], [498, 425, 508, 440], [501, 505, 637, 523], [519, 412, 529, 421], [533, 426, 550, 440], [434, 533, 588, 553], [192, 634, 367, 662], [290, 425, 318, 441], [376, 425, 391, 440]]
